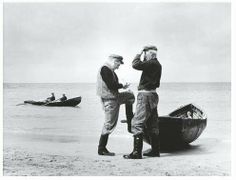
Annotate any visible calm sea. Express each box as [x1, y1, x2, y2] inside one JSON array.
[[3, 83, 231, 143]]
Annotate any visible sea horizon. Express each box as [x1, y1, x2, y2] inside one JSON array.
[[3, 81, 231, 84]]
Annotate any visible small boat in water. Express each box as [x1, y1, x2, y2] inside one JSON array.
[[144, 103, 207, 147], [24, 96, 82, 107]]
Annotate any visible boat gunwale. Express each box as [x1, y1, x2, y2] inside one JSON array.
[[168, 103, 207, 120]]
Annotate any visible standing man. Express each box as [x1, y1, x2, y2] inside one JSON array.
[[123, 45, 162, 159], [97, 54, 135, 156]]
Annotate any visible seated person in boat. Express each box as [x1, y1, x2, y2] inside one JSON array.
[[59, 94, 67, 102], [46, 93, 55, 102]]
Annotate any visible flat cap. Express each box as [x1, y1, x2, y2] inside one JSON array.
[[143, 45, 158, 51], [109, 54, 124, 64]]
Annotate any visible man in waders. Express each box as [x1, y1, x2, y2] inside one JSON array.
[[97, 54, 135, 156], [123, 45, 162, 159]]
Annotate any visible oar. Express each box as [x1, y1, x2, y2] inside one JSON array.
[[16, 103, 25, 106], [44, 98, 60, 106]]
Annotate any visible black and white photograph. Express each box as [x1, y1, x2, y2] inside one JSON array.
[[2, 1, 232, 176]]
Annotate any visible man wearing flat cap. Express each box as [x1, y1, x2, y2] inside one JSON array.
[[96, 54, 135, 156], [124, 45, 162, 159]]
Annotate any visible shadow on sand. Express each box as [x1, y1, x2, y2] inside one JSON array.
[[143, 142, 208, 158]]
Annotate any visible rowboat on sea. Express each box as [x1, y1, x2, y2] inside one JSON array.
[[24, 96, 82, 107]]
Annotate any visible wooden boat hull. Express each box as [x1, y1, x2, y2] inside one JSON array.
[[45, 97, 81, 107], [144, 104, 207, 147], [24, 96, 82, 107]]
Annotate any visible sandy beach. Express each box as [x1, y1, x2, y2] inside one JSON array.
[[3, 120, 231, 176]]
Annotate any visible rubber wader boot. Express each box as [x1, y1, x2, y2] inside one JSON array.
[[125, 104, 134, 133], [98, 134, 115, 156], [123, 134, 143, 159], [143, 134, 160, 157]]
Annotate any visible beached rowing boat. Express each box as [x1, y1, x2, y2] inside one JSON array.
[[24, 96, 82, 107], [144, 103, 207, 147]]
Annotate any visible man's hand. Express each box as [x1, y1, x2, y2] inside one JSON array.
[[140, 49, 144, 55], [143, 46, 149, 52], [139, 46, 149, 57], [123, 82, 130, 89]]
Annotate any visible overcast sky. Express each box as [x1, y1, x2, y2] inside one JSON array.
[[3, 2, 231, 83]]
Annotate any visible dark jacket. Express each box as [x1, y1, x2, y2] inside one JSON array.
[[47, 95, 55, 101], [60, 96, 67, 102], [100, 66, 123, 92], [132, 54, 162, 90]]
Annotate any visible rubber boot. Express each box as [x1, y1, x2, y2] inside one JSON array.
[[98, 134, 115, 156], [125, 104, 134, 133], [143, 134, 160, 157], [123, 134, 143, 159]]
